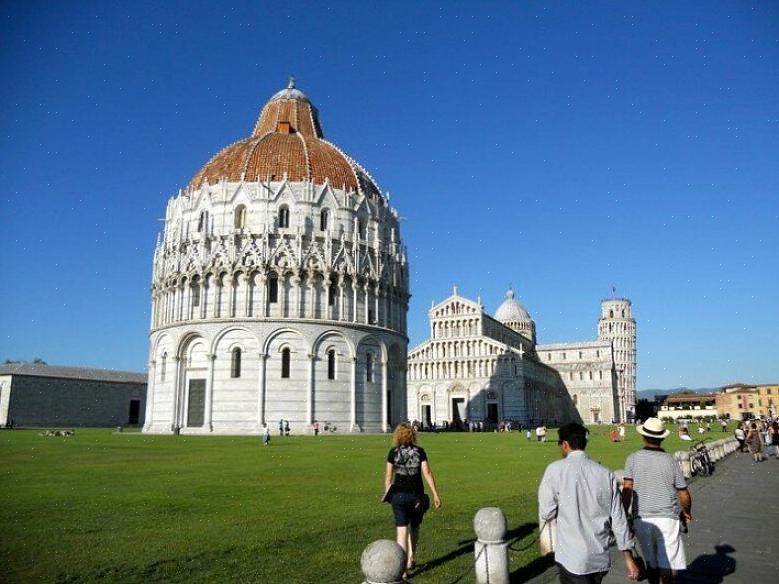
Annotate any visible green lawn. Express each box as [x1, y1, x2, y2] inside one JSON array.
[[0, 425, 729, 583]]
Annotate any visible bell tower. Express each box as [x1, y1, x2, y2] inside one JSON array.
[[598, 297, 636, 421]]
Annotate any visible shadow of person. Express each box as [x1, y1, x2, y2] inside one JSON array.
[[411, 522, 538, 580], [678, 544, 736, 584]]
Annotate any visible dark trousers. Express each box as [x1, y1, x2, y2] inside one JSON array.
[[557, 563, 607, 584]]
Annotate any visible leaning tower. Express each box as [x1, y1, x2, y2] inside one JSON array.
[[598, 298, 636, 421]]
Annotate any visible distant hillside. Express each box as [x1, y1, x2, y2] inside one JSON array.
[[637, 387, 720, 401]]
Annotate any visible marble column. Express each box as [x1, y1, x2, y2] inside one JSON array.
[[350, 356, 357, 431], [257, 353, 267, 427], [204, 353, 216, 431], [381, 358, 389, 432], [307, 353, 316, 424]]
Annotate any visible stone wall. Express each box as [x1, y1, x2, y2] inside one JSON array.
[[4, 375, 146, 427]]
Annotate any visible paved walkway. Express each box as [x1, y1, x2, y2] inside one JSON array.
[[524, 450, 778, 583]]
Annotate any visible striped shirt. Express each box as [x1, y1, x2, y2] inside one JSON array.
[[624, 448, 687, 519], [538, 450, 632, 575]]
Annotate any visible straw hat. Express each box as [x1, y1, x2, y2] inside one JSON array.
[[636, 417, 670, 439]]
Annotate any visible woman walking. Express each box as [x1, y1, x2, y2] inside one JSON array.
[[745, 421, 764, 462], [769, 421, 779, 460], [384, 422, 442, 579], [734, 423, 746, 453]]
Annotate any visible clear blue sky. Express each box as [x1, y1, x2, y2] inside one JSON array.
[[1, 1, 777, 390]]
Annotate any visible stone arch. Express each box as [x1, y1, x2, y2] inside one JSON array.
[[263, 328, 309, 432], [355, 335, 387, 430], [312, 330, 353, 426]]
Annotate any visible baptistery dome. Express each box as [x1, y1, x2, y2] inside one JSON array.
[[188, 79, 381, 199], [143, 81, 409, 436]]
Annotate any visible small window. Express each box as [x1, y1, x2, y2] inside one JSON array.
[[609, 309, 614, 318], [573, 394, 578, 405], [622, 309, 625, 318], [596, 350, 600, 358], [357, 218, 366, 239], [192, 281, 200, 308], [588, 371, 592, 380], [320, 208, 329, 231], [368, 309, 375, 324], [569, 372, 573, 381], [197, 210, 208, 233], [328, 282, 336, 306], [366, 352, 373, 382], [599, 371, 603, 380], [268, 274, 279, 303], [578, 351, 583, 359], [547, 353, 551, 361], [278, 206, 290, 229], [160, 353, 167, 382], [234, 205, 247, 229], [327, 349, 336, 380], [281, 348, 291, 378], [579, 372, 583, 381], [562, 352, 566, 360], [231, 348, 242, 378]]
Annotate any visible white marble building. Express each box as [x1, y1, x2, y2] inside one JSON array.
[[407, 289, 636, 426], [143, 81, 408, 435]]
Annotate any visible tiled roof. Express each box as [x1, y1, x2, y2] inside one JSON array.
[[0, 363, 147, 384], [187, 82, 380, 198]]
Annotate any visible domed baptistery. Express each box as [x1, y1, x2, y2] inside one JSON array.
[[143, 80, 409, 435]]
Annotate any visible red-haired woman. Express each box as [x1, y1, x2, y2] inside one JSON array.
[[384, 422, 442, 577]]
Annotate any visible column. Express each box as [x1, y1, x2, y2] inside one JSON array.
[[375, 286, 381, 326], [171, 356, 181, 431], [144, 360, 156, 431], [324, 277, 333, 320], [307, 353, 315, 424], [199, 279, 206, 319], [150, 295, 157, 329], [306, 274, 316, 319], [257, 354, 267, 427], [292, 273, 303, 319], [243, 273, 252, 317], [203, 353, 216, 431], [364, 283, 370, 324], [352, 279, 359, 322], [381, 358, 388, 432], [338, 276, 345, 321], [257, 273, 267, 318], [350, 356, 357, 431]]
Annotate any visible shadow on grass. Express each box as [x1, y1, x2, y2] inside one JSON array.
[[412, 522, 538, 581]]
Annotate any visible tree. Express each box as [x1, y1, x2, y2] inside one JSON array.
[[635, 398, 655, 421]]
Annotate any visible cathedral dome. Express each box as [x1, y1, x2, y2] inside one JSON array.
[[187, 78, 381, 198], [495, 289, 531, 322]]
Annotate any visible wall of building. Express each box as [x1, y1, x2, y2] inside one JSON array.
[[2, 375, 146, 427], [146, 320, 406, 435]]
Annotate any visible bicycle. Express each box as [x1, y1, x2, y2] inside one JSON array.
[[689, 441, 713, 476]]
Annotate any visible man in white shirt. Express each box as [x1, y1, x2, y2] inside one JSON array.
[[539, 423, 639, 583]]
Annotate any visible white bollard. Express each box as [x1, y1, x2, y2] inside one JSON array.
[[474, 507, 510, 584], [360, 540, 405, 584], [677, 451, 692, 479]]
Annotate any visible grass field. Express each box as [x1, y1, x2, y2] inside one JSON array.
[[0, 425, 725, 583]]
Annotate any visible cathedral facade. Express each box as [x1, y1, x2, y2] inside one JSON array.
[[143, 81, 409, 435], [407, 289, 636, 426]]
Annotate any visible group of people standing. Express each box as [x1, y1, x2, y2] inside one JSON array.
[[539, 418, 691, 584], [734, 419, 779, 462]]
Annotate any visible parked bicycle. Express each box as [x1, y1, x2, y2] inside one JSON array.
[[689, 441, 714, 477]]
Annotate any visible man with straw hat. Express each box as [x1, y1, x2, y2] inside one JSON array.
[[622, 417, 692, 584]]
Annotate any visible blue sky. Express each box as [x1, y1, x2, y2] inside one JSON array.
[[1, 1, 777, 389]]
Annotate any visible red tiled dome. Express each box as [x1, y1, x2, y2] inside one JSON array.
[[188, 80, 380, 198]]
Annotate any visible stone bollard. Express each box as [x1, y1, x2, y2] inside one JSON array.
[[360, 540, 405, 584], [709, 441, 719, 462], [474, 507, 510, 584], [678, 450, 692, 479]]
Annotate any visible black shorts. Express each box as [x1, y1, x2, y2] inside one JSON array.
[[391, 491, 426, 528]]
